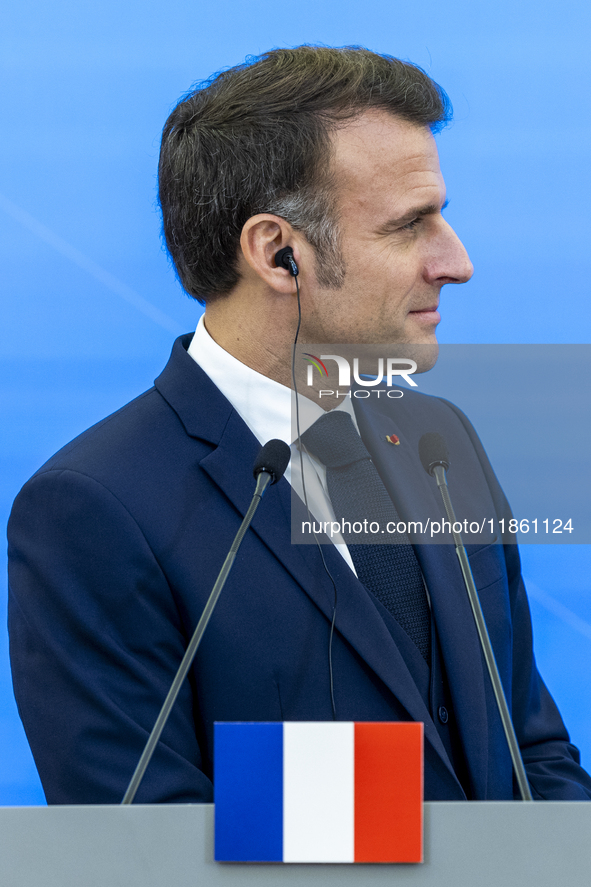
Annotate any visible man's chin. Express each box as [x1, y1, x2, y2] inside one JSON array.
[[400, 340, 439, 374], [326, 341, 439, 377], [360, 340, 439, 374]]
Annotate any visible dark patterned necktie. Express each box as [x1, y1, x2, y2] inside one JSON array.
[[301, 410, 431, 664]]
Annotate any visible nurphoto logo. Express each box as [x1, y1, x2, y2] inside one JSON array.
[[302, 353, 418, 399]]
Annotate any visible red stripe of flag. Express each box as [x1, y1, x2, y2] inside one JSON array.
[[354, 722, 423, 863]]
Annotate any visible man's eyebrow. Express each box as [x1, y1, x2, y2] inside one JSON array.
[[376, 199, 449, 233]]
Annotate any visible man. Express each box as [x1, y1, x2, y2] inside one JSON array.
[[8, 46, 591, 804]]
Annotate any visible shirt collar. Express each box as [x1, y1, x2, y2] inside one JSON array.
[[187, 315, 357, 446]]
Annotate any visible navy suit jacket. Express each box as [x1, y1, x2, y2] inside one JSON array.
[[8, 335, 591, 803]]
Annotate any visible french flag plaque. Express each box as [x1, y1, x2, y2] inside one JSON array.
[[214, 721, 423, 863]]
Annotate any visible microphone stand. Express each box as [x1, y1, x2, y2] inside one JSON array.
[[121, 469, 274, 805], [431, 462, 533, 802]]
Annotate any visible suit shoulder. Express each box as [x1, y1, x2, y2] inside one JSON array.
[[30, 386, 177, 476], [13, 379, 215, 517], [369, 384, 478, 432]]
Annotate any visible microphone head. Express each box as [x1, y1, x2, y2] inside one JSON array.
[[418, 432, 450, 476], [253, 439, 291, 485]]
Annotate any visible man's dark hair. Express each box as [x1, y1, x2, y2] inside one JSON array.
[[158, 45, 452, 304]]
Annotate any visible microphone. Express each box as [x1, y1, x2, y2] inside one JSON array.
[[418, 431, 450, 475], [121, 440, 291, 805], [418, 433, 533, 802], [253, 438, 291, 485]]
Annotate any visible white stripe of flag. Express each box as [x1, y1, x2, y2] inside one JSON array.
[[283, 722, 355, 863]]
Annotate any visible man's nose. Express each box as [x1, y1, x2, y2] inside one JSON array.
[[425, 219, 474, 285]]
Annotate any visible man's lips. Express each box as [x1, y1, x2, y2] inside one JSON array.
[[409, 306, 441, 323]]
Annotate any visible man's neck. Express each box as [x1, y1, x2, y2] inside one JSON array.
[[203, 303, 349, 410]]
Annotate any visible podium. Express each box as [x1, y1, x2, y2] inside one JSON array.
[[0, 802, 589, 886]]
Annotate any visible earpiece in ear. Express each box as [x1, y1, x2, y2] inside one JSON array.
[[274, 246, 299, 277]]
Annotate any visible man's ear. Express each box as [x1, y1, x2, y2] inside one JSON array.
[[240, 214, 301, 293]]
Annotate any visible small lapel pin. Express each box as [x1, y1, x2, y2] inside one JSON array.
[[386, 434, 400, 446]]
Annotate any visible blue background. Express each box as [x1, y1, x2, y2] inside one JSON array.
[[1, 1, 590, 803]]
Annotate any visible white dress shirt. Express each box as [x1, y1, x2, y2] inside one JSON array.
[[187, 315, 358, 572]]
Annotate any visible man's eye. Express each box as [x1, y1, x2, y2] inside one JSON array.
[[402, 217, 421, 231]]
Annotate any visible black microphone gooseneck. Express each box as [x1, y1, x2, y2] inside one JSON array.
[[121, 439, 291, 805], [418, 432, 533, 802]]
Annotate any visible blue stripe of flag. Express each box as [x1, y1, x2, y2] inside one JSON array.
[[214, 722, 283, 861]]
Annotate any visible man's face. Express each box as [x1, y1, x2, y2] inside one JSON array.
[[299, 111, 473, 348]]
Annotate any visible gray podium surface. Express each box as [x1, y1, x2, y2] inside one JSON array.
[[0, 802, 589, 887]]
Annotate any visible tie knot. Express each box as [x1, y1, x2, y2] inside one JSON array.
[[300, 410, 370, 468]]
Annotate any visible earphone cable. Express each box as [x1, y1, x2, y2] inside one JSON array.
[[291, 274, 339, 721]]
